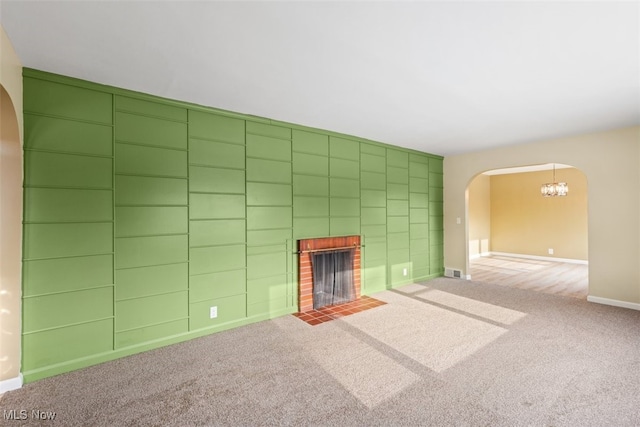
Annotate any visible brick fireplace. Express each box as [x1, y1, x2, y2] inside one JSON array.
[[297, 235, 361, 313]]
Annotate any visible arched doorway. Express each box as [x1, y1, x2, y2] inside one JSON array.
[[0, 84, 23, 389], [466, 164, 589, 298]]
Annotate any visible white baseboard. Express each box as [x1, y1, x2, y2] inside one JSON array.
[[0, 373, 23, 394], [469, 252, 491, 260], [587, 296, 640, 311], [489, 252, 588, 265]]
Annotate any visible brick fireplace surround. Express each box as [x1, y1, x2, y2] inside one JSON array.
[[297, 236, 361, 313]]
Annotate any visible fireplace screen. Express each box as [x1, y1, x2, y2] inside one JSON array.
[[311, 249, 355, 309]]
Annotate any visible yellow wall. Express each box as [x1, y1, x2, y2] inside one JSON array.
[[468, 174, 490, 258], [490, 168, 588, 260], [445, 126, 640, 305], [0, 25, 23, 390]]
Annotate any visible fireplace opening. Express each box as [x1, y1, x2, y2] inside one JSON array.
[[311, 249, 355, 309]]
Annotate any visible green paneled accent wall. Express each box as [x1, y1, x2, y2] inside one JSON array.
[[21, 69, 443, 382]]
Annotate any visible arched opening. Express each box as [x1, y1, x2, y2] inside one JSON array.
[[0, 84, 23, 387], [466, 163, 589, 298]]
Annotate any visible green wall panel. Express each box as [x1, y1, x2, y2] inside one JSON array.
[[330, 198, 360, 217], [116, 263, 188, 301], [360, 154, 387, 172], [388, 233, 410, 250], [246, 158, 292, 184], [25, 188, 112, 223], [247, 122, 291, 140], [24, 223, 112, 260], [247, 228, 292, 247], [292, 152, 328, 176], [24, 77, 112, 124], [361, 171, 386, 190], [190, 294, 246, 330], [410, 177, 429, 192], [330, 158, 359, 179], [115, 176, 187, 206], [190, 194, 245, 219], [330, 217, 361, 236], [115, 143, 187, 178], [189, 111, 245, 144], [115, 235, 188, 269], [116, 291, 188, 331], [23, 255, 113, 297], [116, 96, 187, 122], [247, 252, 287, 280], [247, 207, 292, 230], [23, 320, 113, 372], [387, 149, 408, 167], [410, 223, 430, 239], [189, 139, 245, 169], [410, 208, 429, 224], [25, 151, 112, 189], [387, 166, 409, 184], [409, 161, 429, 178], [247, 134, 291, 161], [247, 183, 292, 206], [247, 296, 289, 318], [116, 207, 188, 237], [361, 224, 387, 237], [410, 193, 429, 208], [190, 166, 245, 194], [23, 287, 113, 333], [388, 217, 409, 233], [116, 112, 187, 149], [190, 219, 246, 247], [247, 275, 288, 304], [429, 157, 443, 173], [361, 190, 386, 207], [364, 240, 387, 260], [293, 218, 330, 238], [410, 239, 430, 254], [330, 178, 359, 198], [190, 244, 246, 276], [360, 143, 386, 156], [430, 172, 444, 188], [293, 175, 329, 196], [387, 183, 409, 200], [190, 269, 246, 303], [25, 114, 112, 156], [387, 200, 409, 216], [293, 196, 329, 217], [361, 208, 386, 225], [116, 320, 188, 349], [292, 129, 328, 155], [330, 136, 359, 160], [430, 201, 444, 216]]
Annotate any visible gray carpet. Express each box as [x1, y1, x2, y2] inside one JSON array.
[[2, 277, 640, 426]]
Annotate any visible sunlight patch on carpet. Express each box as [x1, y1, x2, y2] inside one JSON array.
[[344, 291, 508, 373], [415, 288, 527, 325]]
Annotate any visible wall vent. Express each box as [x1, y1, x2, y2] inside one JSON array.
[[445, 268, 463, 279]]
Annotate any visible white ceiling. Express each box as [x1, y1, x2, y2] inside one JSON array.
[[1, 1, 638, 156]]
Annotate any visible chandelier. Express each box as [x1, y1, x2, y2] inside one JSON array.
[[540, 164, 568, 197]]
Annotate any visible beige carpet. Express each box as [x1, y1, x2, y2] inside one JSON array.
[[2, 277, 640, 426]]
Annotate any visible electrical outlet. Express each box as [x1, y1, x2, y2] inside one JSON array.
[[402, 268, 408, 276], [209, 306, 218, 319], [548, 248, 554, 255]]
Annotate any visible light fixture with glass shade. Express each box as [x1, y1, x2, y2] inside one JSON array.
[[540, 164, 568, 197]]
